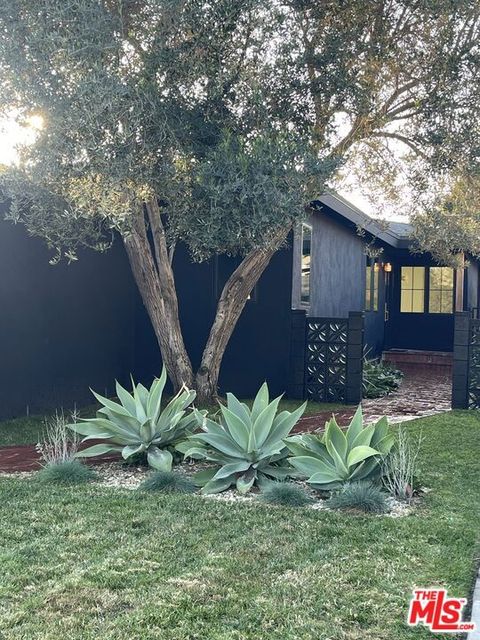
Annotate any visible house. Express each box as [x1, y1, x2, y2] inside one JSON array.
[[0, 193, 474, 418], [295, 193, 479, 361]]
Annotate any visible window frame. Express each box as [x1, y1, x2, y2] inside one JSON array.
[[399, 265, 456, 315], [365, 258, 380, 312], [299, 222, 312, 307]]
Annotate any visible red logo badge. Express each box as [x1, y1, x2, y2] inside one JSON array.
[[408, 588, 475, 633]]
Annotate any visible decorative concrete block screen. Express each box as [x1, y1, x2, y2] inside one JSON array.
[[289, 310, 364, 404], [452, 311, 480, 409]]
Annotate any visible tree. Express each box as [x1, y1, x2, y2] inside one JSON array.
[[1, 0, 479, 402]]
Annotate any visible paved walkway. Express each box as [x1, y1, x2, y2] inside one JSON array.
[[296, 369, 452, 432], [0, 370, 452, 473]]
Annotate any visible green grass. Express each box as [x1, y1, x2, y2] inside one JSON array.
[[0, 410, 478, 638], [0, 399, 345, 447]]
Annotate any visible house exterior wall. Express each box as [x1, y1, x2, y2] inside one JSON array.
[[0, 210, 294, 418], [299, 210, 366, 317], [0, 214, 137, 419]]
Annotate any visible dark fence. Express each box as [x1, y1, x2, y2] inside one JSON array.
[[289, 310, 364, 404], [452, 311, 480, 409]]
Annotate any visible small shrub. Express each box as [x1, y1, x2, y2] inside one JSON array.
[[37, 460, 96, 485], [260, 482, 312, 507], [36, 410, 79, 464], [382, 426, 423, 502], [327, 481, 389, 514], [139, 471, 196, 494], [362, 354, 403, 399]]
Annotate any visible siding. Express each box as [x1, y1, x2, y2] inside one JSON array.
[[309, 211, 365, 317]]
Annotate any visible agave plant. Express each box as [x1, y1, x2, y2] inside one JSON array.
[[176, 383, 306, 494], [70, 368, 198, 471], [285, 406, 394, 490]]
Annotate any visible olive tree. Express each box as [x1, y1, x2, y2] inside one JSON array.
[[1, 0, 479, 402]]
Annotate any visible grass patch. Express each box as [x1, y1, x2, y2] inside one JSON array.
[[139, 471, 196, 494], [0, 411, 478, 638], [36, 460, 96, 486]]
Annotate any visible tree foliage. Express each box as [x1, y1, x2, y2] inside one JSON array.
[[1, 0, 479, 398]]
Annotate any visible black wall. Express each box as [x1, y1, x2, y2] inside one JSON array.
[[0, 212, 294, 419], [0, 216, 137, 418]]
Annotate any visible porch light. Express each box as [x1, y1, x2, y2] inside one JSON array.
[[383, 262, 392, 273]]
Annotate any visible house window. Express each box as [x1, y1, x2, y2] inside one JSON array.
[[300, 223, 311, 305], [365, 261, 379, 311], [429, 267, 454, 313], [401, 266, 425, 313]]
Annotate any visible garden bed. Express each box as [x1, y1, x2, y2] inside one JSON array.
[[0, 411, 478, 639]]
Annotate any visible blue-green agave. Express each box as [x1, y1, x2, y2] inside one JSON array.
[[176, 383, 306, 494], [285, 406, 394, 490], [70, 368, 198, 471]]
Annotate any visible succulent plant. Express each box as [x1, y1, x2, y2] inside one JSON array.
[[177, 383, 306, 494], [70, 367, 198, 471], [285, 406, 394, 490]]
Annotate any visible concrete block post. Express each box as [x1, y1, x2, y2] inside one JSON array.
[[346, 311, 364, 405], [288, 309, 307, 399], [452, 311, 470, 409]]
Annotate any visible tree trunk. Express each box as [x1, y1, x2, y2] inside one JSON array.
[[123, 203, 193, 391], [195, 226, 291, 404]]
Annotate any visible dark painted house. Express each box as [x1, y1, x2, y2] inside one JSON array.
[[1, 193, 473, 418], [293, 193, 479, 358]]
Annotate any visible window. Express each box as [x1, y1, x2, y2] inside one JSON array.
[[400, 266, 455, 313], [300, 224, 311, 305], [429, 267, 454, 313], [365, 260, 379, 311], [401, 266, 425, 313]]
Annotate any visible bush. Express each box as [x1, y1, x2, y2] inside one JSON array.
[[139, 471, 196, 494], [362, 355, 403, 399], [260, 482, 312, 507], [177, 383, 306, 494], [36, 410, 79, 464], [327, 481, 390, 514], [286, 406, 394, 490], [71, 367, 198, 471], [382, 426, 423, 501], [37, 460, 96, 485]]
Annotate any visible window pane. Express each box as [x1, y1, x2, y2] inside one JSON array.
[[429, 267, 442, 289], [365, 266, 371, 310], [441, 293, 453, 314], [413, 267, 425, 289], [373, 267, 379, 311], [401, 266, 413, 289], [429, 289, 442, 313], [429, 267, 453, 314], [412, 289, 425, 312], [401, 290, 412, 313], [300, 224, 311, 304], [401, 266, 425, 313]]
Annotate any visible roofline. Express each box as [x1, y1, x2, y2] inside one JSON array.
[[311, 193, 411, 249]]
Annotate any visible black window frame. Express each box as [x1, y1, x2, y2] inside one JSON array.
[[365, 258, 379, 312], [399, 265, 456, 315]]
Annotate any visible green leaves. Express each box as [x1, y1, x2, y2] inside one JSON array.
[[179, 383, 306, 494], [285, 406, 393, 490], [72, 367, 196, 471]]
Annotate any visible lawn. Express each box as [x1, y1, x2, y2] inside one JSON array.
[[0, 411, 479, 639]]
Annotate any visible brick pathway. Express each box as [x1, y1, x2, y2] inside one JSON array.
[[0, 370, 452, 473], [296, 369, 452, 432]]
